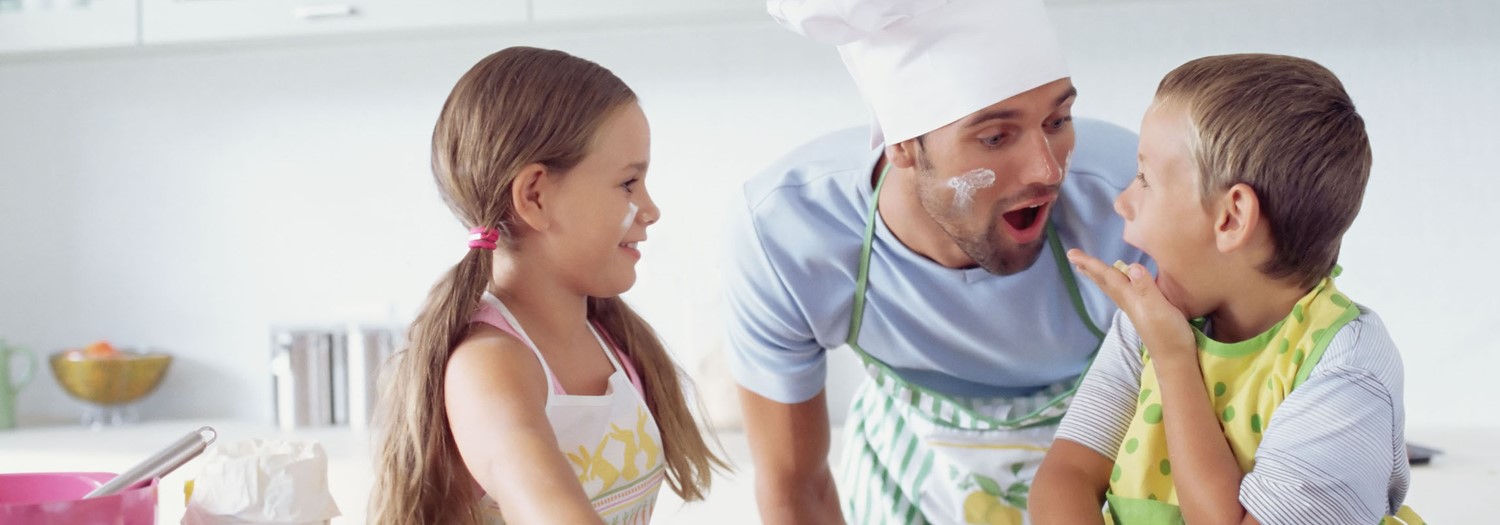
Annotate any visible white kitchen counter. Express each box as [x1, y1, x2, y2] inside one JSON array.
[[0, 421, 1491, 523], [0, 420, 761, 524], [0, 421, 378, 524]]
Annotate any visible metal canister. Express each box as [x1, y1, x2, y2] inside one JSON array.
[[270, 328, 341, 429]]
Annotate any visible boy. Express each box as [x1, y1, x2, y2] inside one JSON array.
[[1029, 54, 1423, 524]]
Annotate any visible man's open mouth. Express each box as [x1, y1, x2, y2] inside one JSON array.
[[1003, 203, 1044, 231]]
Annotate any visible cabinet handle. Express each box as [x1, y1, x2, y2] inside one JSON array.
[[292, 4, 355, 20]]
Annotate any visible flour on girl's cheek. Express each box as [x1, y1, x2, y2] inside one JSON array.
[[948, 168, 996, 211], [621, 202, 639, 233]]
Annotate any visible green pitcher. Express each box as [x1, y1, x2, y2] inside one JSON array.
[[0, 339, 38, 430]]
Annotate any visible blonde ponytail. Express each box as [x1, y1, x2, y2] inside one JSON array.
[[371, 249, 492, 525]]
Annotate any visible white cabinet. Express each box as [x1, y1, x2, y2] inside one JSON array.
[[140, 0, 527, 45], [533, 0, 762, 23], [1, 0, 762, 56], [0, 0, 138, 54]]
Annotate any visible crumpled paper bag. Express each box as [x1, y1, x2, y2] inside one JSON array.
[[182, 439, 341, 525]]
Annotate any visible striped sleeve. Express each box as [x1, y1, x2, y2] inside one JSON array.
[[1240, 308, 1410, 524], [1055, 309, 1145, 460]]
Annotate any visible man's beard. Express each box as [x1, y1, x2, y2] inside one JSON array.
[[914, 163, 1053, 276]]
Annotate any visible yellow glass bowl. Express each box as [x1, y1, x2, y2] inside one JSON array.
[[49, 351, 172, 406]]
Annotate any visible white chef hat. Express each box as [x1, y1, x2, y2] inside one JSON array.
[[769, 0, 1070, 147]]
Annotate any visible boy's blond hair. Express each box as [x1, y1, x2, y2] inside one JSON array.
[[1156, 53, 1371, 289]]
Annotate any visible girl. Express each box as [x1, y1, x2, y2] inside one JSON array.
[[371, 46, 724, 525]]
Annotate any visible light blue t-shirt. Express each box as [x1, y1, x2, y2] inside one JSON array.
[[724, 118, 1150, 404]]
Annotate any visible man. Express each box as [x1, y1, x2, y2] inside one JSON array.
[[724, 0, 1150, 522]]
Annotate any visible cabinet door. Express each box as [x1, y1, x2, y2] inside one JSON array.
[[0, 0, 138, 54], [532, 0, 761, 23], [141, 0, 527, 45]]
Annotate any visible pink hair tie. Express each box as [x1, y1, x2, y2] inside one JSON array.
[[468, 227, 500, 250]]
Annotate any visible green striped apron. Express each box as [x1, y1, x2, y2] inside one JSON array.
[[839, 167, 1105, 525]]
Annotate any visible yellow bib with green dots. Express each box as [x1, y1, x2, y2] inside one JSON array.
[[1103, 277, 1423, 525]]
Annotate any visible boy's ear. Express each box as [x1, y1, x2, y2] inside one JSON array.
[[1215, 183, 1262, 253], [886, 138, 922, 170], [511, 163, 553, 232]]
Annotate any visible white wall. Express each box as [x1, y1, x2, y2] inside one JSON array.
[[1, 0, 1495, 430]]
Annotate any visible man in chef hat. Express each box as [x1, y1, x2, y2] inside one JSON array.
[[722, 0, 1150, 522]]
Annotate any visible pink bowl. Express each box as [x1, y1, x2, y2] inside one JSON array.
[[0, 472, 157, 525]]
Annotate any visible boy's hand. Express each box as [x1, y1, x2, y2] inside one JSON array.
[[1066, 249, 1196, 365]]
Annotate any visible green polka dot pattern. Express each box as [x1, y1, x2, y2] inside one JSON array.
[[1105, 278, 1359, 509]]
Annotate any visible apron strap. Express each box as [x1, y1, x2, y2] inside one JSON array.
[[1048, 224, 1105, 340], [1290, 280, 1361, 391], [847, 163, 891, 348]]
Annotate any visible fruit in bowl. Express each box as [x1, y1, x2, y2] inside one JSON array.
[[50, 341, 172, 407], [78, 340, 122, 359]]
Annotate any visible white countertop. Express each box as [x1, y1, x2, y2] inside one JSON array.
[[0, 421, 1491, 524], [0, 419, 761, 524], [0, 421, 379, 524]]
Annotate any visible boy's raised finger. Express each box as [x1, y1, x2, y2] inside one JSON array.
[[1066, 249, 1132, 304], [1124, 263, 1159, 299]]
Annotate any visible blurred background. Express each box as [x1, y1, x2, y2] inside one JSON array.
[[0, 0, 1495, 520]]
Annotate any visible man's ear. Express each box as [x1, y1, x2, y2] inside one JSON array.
[[1214, 182, 1262, 254], [886, 138, 923, 170], [511, 163, 552, 232]]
